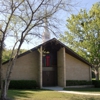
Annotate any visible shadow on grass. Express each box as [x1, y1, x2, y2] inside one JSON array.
[[8, 89, 53, 100], [64, 88, 100, 92]]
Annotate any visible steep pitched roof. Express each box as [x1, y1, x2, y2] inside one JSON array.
[[3, 38, 92, 67]]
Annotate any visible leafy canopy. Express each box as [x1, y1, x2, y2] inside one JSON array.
[[60, 2, 100, 79]]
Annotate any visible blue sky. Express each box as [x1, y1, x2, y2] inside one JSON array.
[[5, 0, 100, 49], [75, 0, 99, 10], [55, 0, 100, 39]]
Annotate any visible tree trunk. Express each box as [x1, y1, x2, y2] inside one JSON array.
[[0, 36, 9, 100], [97, 71, 99, 80], [0, 45, 2, 89], [1, 48, 22, 100], [0, 39, 4, 100], [1, 80, 8, 100], [1, 64, 13, 100], [0, 76, 12, 100], [95, 69, 99, 80]]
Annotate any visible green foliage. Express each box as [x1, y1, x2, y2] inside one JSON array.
[[66, 80, 92, 86], [60, 2, 100, 80], [92, 80, 100, 87], [9, 80, 37, 89], [2, 49, 26, 63]]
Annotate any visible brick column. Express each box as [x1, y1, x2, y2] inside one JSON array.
[[57, 47, 66, 87], [63, 47, 66, 88], [39, 46, 42, 88]]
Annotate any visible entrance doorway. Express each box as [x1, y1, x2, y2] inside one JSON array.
[[42, 52, 57, 86]]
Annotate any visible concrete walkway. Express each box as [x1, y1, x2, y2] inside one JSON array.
[[42, 86, 100, 96]]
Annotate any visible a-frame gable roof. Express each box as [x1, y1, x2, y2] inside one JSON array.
[[3, 38, 92, 67]]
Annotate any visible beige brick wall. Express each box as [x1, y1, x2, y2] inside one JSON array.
[[2, 50, 39, 84], [65, 53, 91, 81]]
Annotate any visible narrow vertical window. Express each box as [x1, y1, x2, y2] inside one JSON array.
[[46, 55, 50, 67]]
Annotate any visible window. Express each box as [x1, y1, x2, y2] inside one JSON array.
[[46, 55, 50, 67], [43, 55, 51, 67]]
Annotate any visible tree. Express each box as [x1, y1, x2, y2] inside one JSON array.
[[0, 0, 75, 99], [60, 2, 100, 80], [2, 49, 27, 63]]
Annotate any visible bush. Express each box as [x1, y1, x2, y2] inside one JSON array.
[[66, 80, 92, 86], [92, 80, 100, 88], [9, 80, 37, 89]]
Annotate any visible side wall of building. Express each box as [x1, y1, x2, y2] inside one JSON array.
[[65, 53, 91, 81], [2, 50, 40, 84]]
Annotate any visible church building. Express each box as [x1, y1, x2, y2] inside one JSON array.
[[2, 38, 92, 88]]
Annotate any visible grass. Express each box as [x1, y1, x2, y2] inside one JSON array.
[[64, 88, 100, 93], [0, 89, 100, 100]]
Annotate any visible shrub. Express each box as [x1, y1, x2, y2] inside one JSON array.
[[92, 80, 100, 88], [9, 80, 37, 89], [66, 80, 92, 86]]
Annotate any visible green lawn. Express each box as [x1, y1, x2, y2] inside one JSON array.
[[0, 89, 100, 100]]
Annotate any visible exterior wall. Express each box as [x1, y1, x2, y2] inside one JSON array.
[[2, 50, 39, 84], [65, 53, 91, 81], [57, 47, 66, 87], [2, 45, 92, 88]]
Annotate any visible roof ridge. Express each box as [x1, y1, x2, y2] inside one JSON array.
[[2, 38, 92, 67]]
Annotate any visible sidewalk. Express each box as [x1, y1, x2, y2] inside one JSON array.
[[42, 86, 100, 96]]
